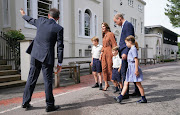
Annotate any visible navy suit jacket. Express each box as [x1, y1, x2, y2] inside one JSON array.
[[23, 15, 64, 66], [119, 21, 135, 56]]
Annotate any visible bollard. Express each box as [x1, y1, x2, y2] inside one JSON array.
[[76, 64, 80, 83]]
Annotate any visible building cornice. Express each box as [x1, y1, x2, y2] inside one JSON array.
[[145, 25, 180, 36], [138, 0, 146, 5], [145, 34, 162, 38]]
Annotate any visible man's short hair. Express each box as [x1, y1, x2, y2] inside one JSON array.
[[49, 8, 60, 19], [114, 13, 124, 19], [91, 36, 99, 42]]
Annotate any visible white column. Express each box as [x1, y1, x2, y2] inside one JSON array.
[[20, 40, 31, 81], [20, 40, 44, 84]]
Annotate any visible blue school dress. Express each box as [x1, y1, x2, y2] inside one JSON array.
[[126, 46, 143, 82]]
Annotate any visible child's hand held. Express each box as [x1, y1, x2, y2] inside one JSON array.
[[135, 70, 139, 77]]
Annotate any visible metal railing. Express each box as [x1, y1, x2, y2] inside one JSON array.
[[0, 31, 20, 70]]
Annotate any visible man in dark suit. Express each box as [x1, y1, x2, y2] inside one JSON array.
[[113, 13, 140, 101], [20, 8, 64, 112]]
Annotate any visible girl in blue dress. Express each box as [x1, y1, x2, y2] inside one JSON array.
[[114, 35, 147, 103]]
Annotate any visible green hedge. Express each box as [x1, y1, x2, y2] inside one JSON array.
[[161, 59, 175, 62]]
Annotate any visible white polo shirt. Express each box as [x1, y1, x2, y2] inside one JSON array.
[[112, 54, 122, 68], [91, 44, 103, 59]]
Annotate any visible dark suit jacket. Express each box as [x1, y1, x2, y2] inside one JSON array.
[[119, 21, 135, 56], [23, 15, 64, 66]]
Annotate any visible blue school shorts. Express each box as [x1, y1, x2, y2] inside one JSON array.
[[112, 68, 121, 82], [92, 58, 102, 73]]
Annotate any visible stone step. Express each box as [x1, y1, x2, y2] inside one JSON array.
[[0, 74, 21, 83], [0, 80, 26, 89], [0, 70, 17, 76], [0, 60, 7, 65], [0, 65, 12, 70]]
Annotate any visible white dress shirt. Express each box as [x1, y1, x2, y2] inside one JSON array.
[[112, 54, 122, 68], [91, 44, 103, 59]]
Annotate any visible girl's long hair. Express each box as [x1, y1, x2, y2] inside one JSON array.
[[125, 35, 139, 50], [102, 22, 111, 38]]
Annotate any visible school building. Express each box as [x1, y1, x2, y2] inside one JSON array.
[[145, 25, 179, 59]]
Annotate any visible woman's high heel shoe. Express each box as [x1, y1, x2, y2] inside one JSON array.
[[103, 84, 110, 91]]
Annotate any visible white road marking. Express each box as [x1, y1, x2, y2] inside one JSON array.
[[0, 87, 89, 114]]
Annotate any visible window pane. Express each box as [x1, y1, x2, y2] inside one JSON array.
[[38, 0, 52, 18], [85, 13, 90, 36], [3, 0, 9, 26], [79, 11, 82, 35], [85, 50, 91, 57]]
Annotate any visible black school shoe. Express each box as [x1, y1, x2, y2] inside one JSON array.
[[92, 83, 99, 88], [99, 83, 103, 90], [46, 105, 60, 112], [113, 88, 120, 93], [137, 99, 147, 103], [113, 97, 122, 103]]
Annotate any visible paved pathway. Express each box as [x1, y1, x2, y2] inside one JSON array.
[[0, 61, 180, 115]]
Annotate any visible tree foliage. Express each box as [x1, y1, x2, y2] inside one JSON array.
[[165, 0, 180, 28]]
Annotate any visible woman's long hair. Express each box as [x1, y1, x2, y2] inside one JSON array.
[[102, 22, 111, 38], [125, 35, 139, 50]]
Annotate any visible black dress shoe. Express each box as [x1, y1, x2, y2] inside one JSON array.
[[46, 105, 60, 112], [137, 99, 147, 103], [92, 83, 99, 88], [129, 92, 141, 96], [22, 103, 32, 109], [99, 83, 103, 90], [113, 97, 122, 103], [113, 89, 120, 93], [22, 103, 33, 110]]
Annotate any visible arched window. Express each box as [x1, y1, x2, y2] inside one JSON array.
[[79, 10, 82, 36], [84, 9, 91, 36], [94, 15, 97, 36]]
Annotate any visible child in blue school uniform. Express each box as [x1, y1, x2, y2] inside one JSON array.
[[112, 46, 123, 93], [114, 35, 147, 103]]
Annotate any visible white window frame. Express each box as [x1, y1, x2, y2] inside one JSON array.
[[53, 0, 63, 26], [84, 9, 92, 37], [141, 22, 143, 34], [24, 0, 37, 29], [128, 0, 133, 7], [114, 10, 118, 27], [2, 0, 11, 28], [24, 0, 63, 29], [138, 5, 143, 12], [78, 10, 82, 36], [131, 17, 136, 32], [94, 15, 98, 36]]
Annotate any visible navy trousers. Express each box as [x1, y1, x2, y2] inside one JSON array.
[[23, 57, 54, 107], [121, 59, 140, 96]]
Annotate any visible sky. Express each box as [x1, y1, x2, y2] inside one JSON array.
[[144, 0, 180, 42]]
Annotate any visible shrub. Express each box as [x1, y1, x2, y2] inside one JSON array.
[[4, 30, 25, 41]]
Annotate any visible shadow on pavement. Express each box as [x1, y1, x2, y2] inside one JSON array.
[[146, 89, 180, 103]]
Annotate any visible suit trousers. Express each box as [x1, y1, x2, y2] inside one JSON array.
[[22, 57, 54, 107]]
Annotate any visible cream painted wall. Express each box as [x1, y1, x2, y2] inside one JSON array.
[[74, 0, 103, 57]]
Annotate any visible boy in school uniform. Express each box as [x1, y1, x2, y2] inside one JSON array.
[[91, 36, 103, 90], [112, 46, 123, 93]]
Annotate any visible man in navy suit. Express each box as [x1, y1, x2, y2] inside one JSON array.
[[20, 8, 64, 112], [113, 13, 140, 101]]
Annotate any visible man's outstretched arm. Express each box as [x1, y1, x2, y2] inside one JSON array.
[[20, 8, 39, 27]]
